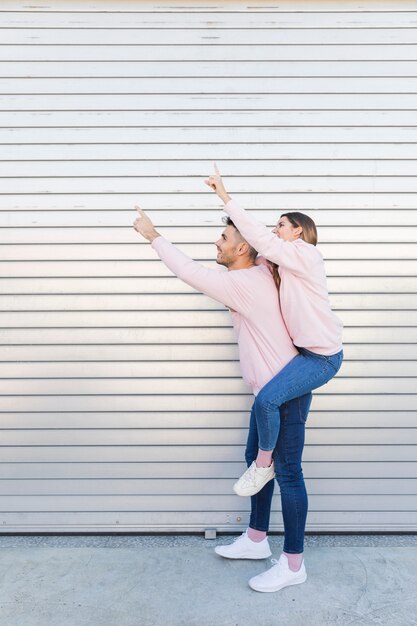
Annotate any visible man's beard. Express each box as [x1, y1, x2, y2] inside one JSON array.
[[216, 244, 237, 268], [216, 253, 232, 268]]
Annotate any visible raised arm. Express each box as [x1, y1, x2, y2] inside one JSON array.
[[224, 200, 307, 271], [204, 162, 232, 205], [205, 164, 315, 275], [133, 206, 252, 314]]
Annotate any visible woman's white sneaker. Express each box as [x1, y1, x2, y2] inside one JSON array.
[[233, 461, 275, 497], [249, 554, 307, 592], [214, 530, 272, 560]]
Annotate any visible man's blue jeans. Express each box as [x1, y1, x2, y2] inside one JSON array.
[[245, 393, 312, 554], [255, 348, 343, 451]]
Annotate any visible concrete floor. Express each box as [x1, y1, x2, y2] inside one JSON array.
[[0, 535, 416, 626]]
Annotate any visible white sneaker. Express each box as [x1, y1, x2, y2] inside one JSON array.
[[249, 554, 307, 593], [233, 461, 275, 497], [214, 530, 272, 560]]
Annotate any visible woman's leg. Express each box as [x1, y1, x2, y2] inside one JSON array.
[[254, 349, 343, 467], [274, 392, 312, 565]]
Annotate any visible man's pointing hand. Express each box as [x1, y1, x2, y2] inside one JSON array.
[[133, 205, 160, 242]]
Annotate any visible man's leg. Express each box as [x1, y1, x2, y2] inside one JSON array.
[[248, 392, 312, 593], [275, 393, 312, 567], [245, 404, 275, 537], [214, 404, 272, 559]]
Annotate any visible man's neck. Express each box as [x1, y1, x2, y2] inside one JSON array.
[[227, 259, 256, 271]]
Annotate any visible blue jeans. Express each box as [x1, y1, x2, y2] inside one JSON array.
[[246, 393, 312, 553], [255, 348, 343, 451]]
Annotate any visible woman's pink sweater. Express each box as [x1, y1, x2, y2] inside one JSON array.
[[151, 236, 298, 395], [224, 200, 343, 355]]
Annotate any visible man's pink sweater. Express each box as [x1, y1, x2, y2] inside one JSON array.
[[151, 236, 298, 395], [224, 200, 343, 355]]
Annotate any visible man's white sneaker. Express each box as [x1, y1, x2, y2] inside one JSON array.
[[248, 554, 307, 593], [214, 530, 272, 560], [233, 461, 275, 497]]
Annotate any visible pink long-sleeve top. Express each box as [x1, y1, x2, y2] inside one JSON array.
[[151, 236, 298, 395], [224, 200, 343, 356]]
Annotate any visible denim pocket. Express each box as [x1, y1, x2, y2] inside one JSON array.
[[313, 350, 343, 376], [326, 350, 343, 375], [284, 394, 312, 425]]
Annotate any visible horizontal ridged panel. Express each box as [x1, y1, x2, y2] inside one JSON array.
[[0, 494, 416, 513], [13, 239, 414, 255], [1, 343, 414, 360], [1, 11, 417, 27], [0, 510, 416, 534], [1, 428, 417, 445], [1, 461, 416, 479], [0, 478, 416, 496], [1, 445, 416, 463], [3, 45, 417, 63], [1, 64, 417, 78], [0, 410, 415, 428], [0, 361, 416, 377], [0, 157, 416, 175], [2, 394, 416, 412], [1, 0, 416, 533]]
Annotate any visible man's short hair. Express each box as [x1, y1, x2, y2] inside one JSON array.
[[222, 216, 258, 261]]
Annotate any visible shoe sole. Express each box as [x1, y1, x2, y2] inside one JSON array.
[[249, 574, 307, 593], [233, 475, 275, 497], [215, 549, 272, 560]]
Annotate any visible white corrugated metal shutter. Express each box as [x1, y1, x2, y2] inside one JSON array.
[[1, 0, 416, 532]]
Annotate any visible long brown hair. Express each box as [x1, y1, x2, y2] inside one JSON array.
[[281, 212, 318, 246], [269, 212, 318, 290], [268, 261, 281, 291]]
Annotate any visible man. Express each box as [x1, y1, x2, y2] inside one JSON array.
[[133, 206, 311, 593]]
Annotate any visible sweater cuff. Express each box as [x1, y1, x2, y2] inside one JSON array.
[[150, 235, 164, 251], [224, 199, 239, 214]]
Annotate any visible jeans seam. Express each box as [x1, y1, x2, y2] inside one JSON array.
[[262, 362, 334, 408], [282, 405, 305, 554]]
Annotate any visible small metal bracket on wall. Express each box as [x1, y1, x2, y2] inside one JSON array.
[[204, 528, 217, 539]]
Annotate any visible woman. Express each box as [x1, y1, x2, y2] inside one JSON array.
[[206, 165, 343, 586]]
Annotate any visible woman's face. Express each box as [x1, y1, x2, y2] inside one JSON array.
[[272, 215, 302, 242]]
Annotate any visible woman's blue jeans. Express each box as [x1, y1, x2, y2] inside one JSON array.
[[255, 348, 343, 451], [245, 393, 312, 554]]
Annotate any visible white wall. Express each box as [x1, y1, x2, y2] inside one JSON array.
[[0, 0, 416, 532]]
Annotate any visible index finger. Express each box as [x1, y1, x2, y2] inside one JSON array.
[[213, 162, 220, 176]]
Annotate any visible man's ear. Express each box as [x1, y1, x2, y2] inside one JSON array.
[[237, 241, 249, 256]]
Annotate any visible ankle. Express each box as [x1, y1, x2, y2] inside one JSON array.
[[283, 551, 303, 572], [247, 527, 267, 543], [255, 449, 273, 468]]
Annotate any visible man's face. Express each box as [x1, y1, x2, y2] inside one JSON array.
[[215, 225, 240, 268]]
